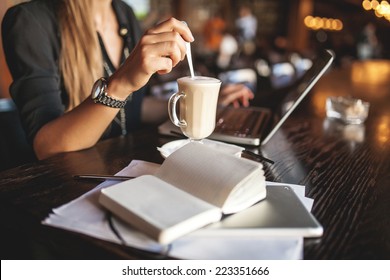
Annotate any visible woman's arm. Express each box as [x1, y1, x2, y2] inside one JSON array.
[[3, 4, 193, 160], [33, 18, 194, 159]]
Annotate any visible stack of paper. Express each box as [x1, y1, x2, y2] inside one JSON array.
[[99, 142, 267, 244], [43, 159, 318, 260]]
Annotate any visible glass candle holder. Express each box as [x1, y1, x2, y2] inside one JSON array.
[[326, 96, 370, 124]]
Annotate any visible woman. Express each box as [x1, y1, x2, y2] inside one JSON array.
[[2, 0, 253, 160]]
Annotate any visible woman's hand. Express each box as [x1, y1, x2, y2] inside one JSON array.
[[218, 83, 254, 108], [109, 18, 194, 99]]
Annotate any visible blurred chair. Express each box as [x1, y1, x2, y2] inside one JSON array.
[[255, 59, 271, 78], [269, 61, 296, 89], [289, 52, 313, 79], [0, 98, 35, 171], [218, 68, 257, 93]]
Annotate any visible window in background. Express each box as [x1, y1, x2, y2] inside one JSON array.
[[123, 0, 150, 20]]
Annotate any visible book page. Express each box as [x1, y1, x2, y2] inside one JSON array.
[[99, 175, 222, 244], [155, 142, 264, 212]]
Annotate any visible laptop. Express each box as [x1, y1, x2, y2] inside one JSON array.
[[158, 49, 334, 146]]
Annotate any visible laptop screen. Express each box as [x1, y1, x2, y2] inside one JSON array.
[[261, 49, 334, 145], [158, 49, 334, 147]]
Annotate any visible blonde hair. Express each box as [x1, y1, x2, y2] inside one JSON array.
[[58, 0, 103, 110]]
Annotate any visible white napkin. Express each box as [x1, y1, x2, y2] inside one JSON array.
[[157, 138, 244, 158], [43, 160, 310, 260]]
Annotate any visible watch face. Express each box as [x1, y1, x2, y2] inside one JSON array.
[[91, 78, 125, 108], [92, 79, 103, 99]]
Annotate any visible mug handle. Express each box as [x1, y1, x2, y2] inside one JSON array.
[[168, 92, 187, 127]]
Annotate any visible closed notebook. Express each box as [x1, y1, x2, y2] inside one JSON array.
[[99, 142, 266, 244], [191, 185, 323, 238]]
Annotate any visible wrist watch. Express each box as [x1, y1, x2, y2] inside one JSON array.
[[91, 77, 127, 108]]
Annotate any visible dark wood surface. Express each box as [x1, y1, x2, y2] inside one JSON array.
[[1, 60, 389, 259]]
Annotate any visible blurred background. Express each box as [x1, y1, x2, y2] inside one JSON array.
[[1, 0, 390, 98], [1, 0, 389, 171]]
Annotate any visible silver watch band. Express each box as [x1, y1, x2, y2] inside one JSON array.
[[93, 93, 127, 108], [92, 77, 127, 109]]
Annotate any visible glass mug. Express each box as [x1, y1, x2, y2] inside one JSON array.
[[168, 76, 221, 141]]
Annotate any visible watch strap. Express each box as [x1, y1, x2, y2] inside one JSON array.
[[92, 78, 127, 109], [93, 93, 127, 108]]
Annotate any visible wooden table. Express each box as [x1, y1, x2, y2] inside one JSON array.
[[1, 60, 389, 259]]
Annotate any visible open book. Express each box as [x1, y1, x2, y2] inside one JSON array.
[[99, 142, 266, 244]]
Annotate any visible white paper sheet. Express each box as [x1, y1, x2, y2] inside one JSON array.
[[43, 160, 313, 259]]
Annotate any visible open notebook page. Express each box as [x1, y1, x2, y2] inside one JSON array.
[[155, 142, 266, 214]]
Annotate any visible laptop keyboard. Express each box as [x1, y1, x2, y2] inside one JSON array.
[[215, 107, 271, 138]]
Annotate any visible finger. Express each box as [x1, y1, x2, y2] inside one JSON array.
[[241, 96, 250, 107], [222, 92, 242, 106], [220, 83, 252, 96], [142, 41, 184, 68], [239, 88, 254, 106], [221, 84, 253, 98], [142, 32, 187, 61], [148, 17, 194, 43], [219, 94, 238, 107], [158, 41, 184, 66], [219, 85, 254, 107], [219, 84, 242, 96], [147, 56, 174, 75], [233, 85, 254, 101]]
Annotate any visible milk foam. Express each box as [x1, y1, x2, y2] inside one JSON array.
[[178, 76, 221, 84]]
